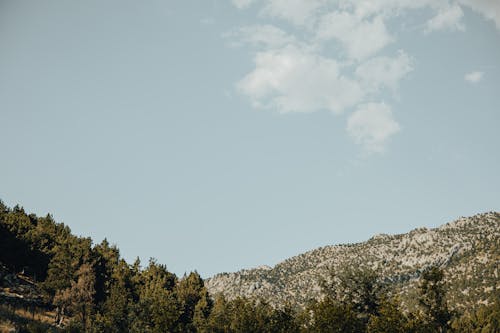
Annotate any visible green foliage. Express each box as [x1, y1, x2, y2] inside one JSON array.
[[302, 298, 364, 333], [93, 238, 120, 305], [268, 304, 300, 333], [176, 271, 211, 332], [43, 240, 81, 295], [204, 294, 231, 332], [451, 290, 500, 332], [0, 205, 52, 280], [322, 264, 386, 318], [200, 295, 299, 333], [366, 298, 410, 333], [129, 259, 181, 333], [418, 266, 452, 332], [1, 200, 499, 333], [53, 263, 96, 330]]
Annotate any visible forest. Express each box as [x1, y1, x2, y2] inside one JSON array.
[[1, 200, 499, 332]]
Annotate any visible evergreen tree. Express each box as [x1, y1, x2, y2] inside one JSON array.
[[176, 271, 211, 332], [366, 298, 410, 333], [418, 266, 452, 332], [44, 241, 76, 296], [451, 290, 500, 332], [268, 304, 300, 333], [322, 264, 386, 324], [192, 287, 213, 332], [130, 259, 180, 333], [302, 298, 364, 333], [93, 277, 133, 332], [205, 294, 231, 333], [227, 297, 263, 333], [53, 263, 96, 330], [93, 239, 120, 305]]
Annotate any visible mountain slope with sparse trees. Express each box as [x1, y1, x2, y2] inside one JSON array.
[[1, 200, 499, 332], [206, 212, 500, 312]]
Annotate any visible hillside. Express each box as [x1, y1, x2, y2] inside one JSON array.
[[2, 201, 499, 332], [206, 212, 500, 310]]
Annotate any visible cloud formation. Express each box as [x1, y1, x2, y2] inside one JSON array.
[[237, 45, 363, 114], [347, 103, 400, 153], [260, 0, 325, 27], [316, 12, 393, 60], [464, 71, 484, 83], [425, 4, 465, 33], [227, 25, 296, 49], [231, 0, 256, 9], [458, 0, 500, 29], [229, 0, 497, 153], [355, 51, 414, 92]]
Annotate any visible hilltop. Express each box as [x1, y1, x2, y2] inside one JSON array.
[[206, 212, 500, 310]]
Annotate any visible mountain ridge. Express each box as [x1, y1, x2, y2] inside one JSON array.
[[206, 211, 500, 311]]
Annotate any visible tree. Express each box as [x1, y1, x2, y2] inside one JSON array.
[[192, 287, 213, 332], [93, 277, 133, 332], [367, 298, 410, 333], [205, 294, 231, 333], [451, 290, 500, 332], [418, 266, 451, 332], [130, 259, 180, 333], [227, 297, 264, 333], [53, 263, 96, 330], [322, 264, 386, 318], [268, 304, 300, 333], [302, 298, 364, 333], [44, 241, 76, 296], [93, 238, 120, 305], [176, 271, 211, 332]]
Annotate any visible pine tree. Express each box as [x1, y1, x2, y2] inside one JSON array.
[[205, 294, 231, 333], [53, 263, 96, 329], [366, 298, 410, 333], [131, 259, 180, 333], [176, 271, 211, 332], [302, 298, 364, 333], [322, 264, 386, 319], [418, 266, 451, 332]]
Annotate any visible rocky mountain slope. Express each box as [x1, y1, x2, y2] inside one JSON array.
[[206, 212, 500, 311]]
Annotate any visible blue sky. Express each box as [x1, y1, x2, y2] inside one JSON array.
[[1, 0, 499, 277]]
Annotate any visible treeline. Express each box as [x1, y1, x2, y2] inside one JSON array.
[[1, 201, 500, 332]]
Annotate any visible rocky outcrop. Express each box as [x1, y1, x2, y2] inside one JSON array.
[[206, 212, 500, 311]]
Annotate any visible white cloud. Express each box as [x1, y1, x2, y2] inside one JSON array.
[[346, 103, 400, 153], [355, 50, 414, 92], [425, 4, 465, 33], [344, 0, 445, 20], [464, 71, 484, 83], [232, 0, 256, 9], [316, 11, 393, 60], [231, 0, 500, 31], [260, 0, 326, 27], [227, 25, 296, 49], [229, 0, 497, 153], [237, 45, 364, 114], [458, 0, 500, 29]]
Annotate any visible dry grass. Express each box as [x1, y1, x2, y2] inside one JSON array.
[[0, 322, 15, 333], [0, 304, 58, 332]]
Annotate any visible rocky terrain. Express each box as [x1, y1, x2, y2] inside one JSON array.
[[206, 212, 500, 311], [0, 263, 54, 332], [0, 263, 44, 308]]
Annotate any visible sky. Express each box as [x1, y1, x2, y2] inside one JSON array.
[[1, 0, 499, 278]]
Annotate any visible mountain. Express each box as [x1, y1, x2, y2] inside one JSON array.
[[2, 201, 499, 331], [206, 212, 500, 311]]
